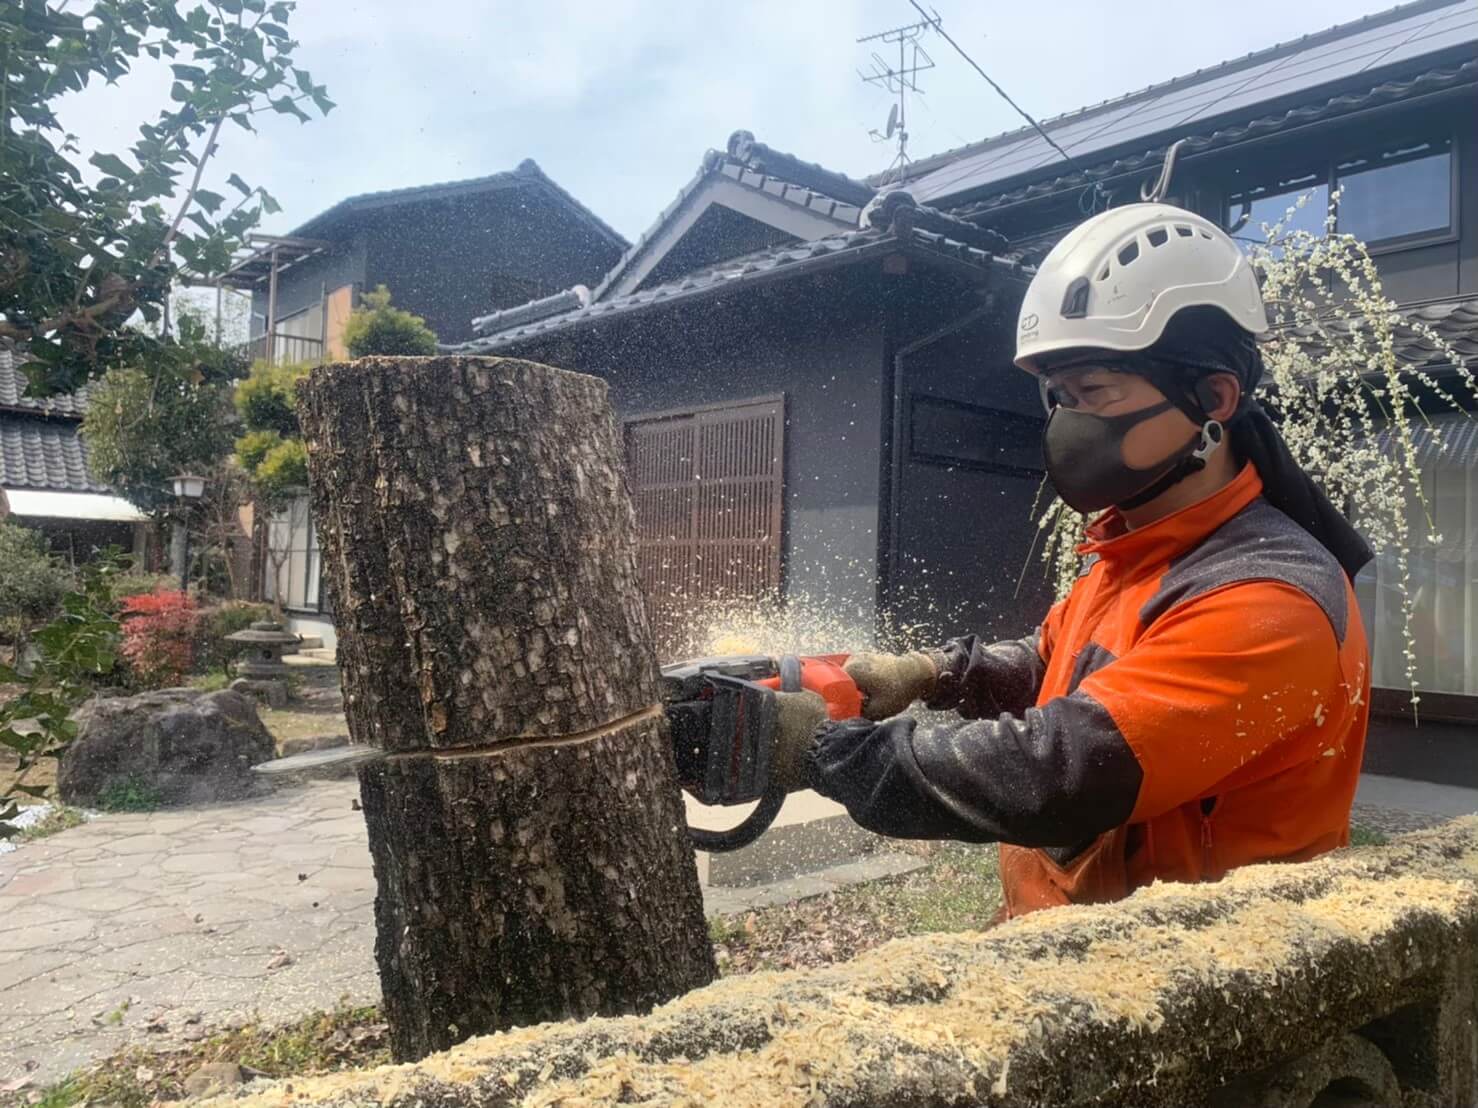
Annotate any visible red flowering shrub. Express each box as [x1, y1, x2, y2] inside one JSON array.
[[120, 589, 199, 688]]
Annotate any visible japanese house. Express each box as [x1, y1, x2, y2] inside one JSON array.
[[217, 161, 628, 645], [457, 0, 1478, 783]]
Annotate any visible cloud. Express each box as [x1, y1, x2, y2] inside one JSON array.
[[55, 0, 1399, 242]]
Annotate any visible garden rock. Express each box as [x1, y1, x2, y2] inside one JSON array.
[[58, 689, 275, 807]]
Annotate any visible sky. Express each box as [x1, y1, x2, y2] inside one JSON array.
[[63, 0, 1406, 244]]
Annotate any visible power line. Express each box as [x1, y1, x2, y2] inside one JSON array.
[[906, 0, 1076, 169]]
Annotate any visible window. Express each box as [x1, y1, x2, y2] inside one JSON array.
[[263, 495, 323, 612], [1226, 172, 1330, 245], [909, 396, 1045, 477], [1225, 137, 1454, 251], [1355, 414, 1478, 695], [1336, 141, 1454, 245]]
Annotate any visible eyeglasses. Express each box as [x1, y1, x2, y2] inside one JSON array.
[[1037, 361, 1139, 413]]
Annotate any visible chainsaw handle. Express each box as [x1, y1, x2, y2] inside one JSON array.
[[686, 783, 787, 854]]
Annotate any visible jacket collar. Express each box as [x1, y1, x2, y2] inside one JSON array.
[[1079, 463, 1263, 571]]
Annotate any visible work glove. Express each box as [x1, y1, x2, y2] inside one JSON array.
[[844, 651, 942, 721], [769, 689, 829, 793]]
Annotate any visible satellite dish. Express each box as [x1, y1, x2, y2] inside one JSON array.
[[885, 103, 900, 139]]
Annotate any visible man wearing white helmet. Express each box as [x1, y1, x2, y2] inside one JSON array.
[[772, 203, 1373, 919]]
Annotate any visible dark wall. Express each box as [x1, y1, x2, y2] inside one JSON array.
[[887, 303, 1057, 647], [363, 187, 624, 345], [518, 272, 889, 633]]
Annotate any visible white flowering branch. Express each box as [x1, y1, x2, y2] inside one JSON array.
[[1036, 193, 1475, 699]]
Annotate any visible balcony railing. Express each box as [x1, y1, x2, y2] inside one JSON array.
[[238, 333, 325, 366]]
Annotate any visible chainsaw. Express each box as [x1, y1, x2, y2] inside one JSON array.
[[661, 653, 862, 853]]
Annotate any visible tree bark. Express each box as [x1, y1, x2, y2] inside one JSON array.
[[298, 355, 715, 1063]]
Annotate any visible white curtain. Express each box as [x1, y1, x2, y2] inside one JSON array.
[[263, 496, 320, 611], [1356, 414, 1478, 694]]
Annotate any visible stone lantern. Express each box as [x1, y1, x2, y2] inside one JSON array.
[[226, 620, 300, 708]]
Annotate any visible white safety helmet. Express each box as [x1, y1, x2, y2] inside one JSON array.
[[1014, 203, 1268, 374]]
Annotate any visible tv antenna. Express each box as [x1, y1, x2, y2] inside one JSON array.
[[857, 14, 937, 185]]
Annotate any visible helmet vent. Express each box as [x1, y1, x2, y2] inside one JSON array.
[[1060, 276, 1092, 319], [1175, 224, 1194, 237], [1199, 229, 1213, 239], [1147, 227, 1169, 247], [1096, 262, 1111, 281], [1117, 240, 1140, 266]]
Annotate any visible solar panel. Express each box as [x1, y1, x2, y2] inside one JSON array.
[[909, 0, 1478, 206]]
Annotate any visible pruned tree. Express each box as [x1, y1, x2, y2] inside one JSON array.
[[298, 355, 715, 1062]]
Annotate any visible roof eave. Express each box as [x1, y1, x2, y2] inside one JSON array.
[[461, 231, 1019, 356]]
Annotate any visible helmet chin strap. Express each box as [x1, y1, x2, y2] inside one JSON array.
[[1117, 420, 1225, 510], [1115, 361, 1228, 511]]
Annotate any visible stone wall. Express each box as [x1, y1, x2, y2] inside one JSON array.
[[218, 820, 1478, 1108]]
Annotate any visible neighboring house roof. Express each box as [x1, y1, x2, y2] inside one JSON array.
[[0, 348, 88, 417], [0, 345, 113, 500], [0, 415, 107, 494], [288, 158, 628, 251], [890, 0, 1478, 207], [585, 143, 870, 307], [1285, 295, 1478, 370], [468, 135, 1009, 342], [455, 215, 1030, 354], [950, 55, 1478, 225]]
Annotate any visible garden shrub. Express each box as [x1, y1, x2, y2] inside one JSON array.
[[0, 521, 73, 644], [343, 285, 438, 356], [120, 589, 199, 688], [112, 570, 179, 604]]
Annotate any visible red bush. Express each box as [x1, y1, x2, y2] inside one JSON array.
[[120, 589, 199, 688]]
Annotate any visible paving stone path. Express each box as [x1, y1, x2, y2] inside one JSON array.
[[0, 779, 922, 1087], [2, 782, 376, 1086]]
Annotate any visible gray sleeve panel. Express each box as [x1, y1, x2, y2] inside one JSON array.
[[1139, 499, 1349, 643], [1066, 642, 1117, 695]]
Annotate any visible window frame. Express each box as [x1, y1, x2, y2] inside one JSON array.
[[1222, 132, 1460, 256]]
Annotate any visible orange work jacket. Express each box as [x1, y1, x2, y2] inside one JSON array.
[[809, 464, 1370, 918]]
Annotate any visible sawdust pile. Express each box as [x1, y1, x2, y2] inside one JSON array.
[[215, 820, 1478, 1108]]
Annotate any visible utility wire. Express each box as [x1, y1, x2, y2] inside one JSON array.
[[907, 0, 1076, 169]]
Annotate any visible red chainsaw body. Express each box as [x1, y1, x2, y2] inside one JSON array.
[[751, 654, 861, 720]]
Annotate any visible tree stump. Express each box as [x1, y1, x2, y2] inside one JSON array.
[[298, 355, 715, 1062]]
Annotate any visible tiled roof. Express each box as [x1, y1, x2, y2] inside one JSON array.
[[471, 286, 592, 337], [949, 57, 1478, 222], [725, 131, 876, 208], [1284, 296, 1478, 370], [455, 222, 1029, 353], [584, 149, 868, 309], [890, 0, 1477, 205], [288, 159, 628, 250], [1392, 297, 1478, 366], [0, 347, 88, 417], [0, 414, 106, 493]]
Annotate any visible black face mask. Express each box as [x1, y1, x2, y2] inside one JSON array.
[[1042, 399, 1198, 514]]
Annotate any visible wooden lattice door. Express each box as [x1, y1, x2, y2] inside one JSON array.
[[624, 396, 785, 657]]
